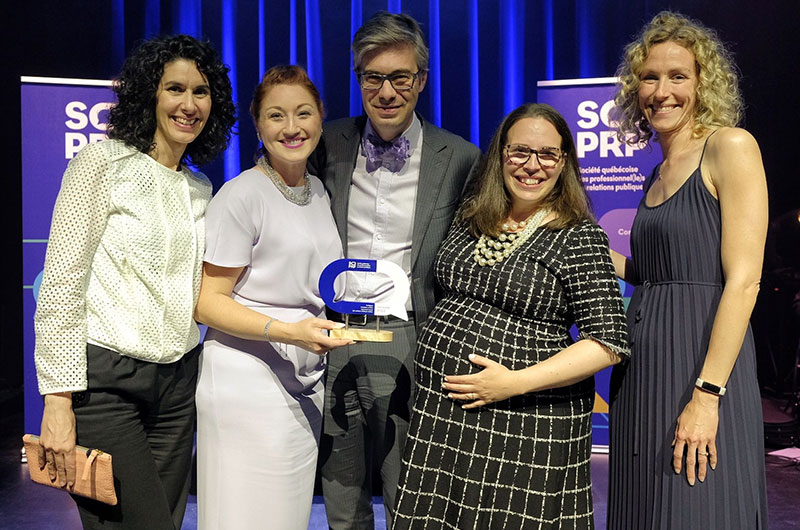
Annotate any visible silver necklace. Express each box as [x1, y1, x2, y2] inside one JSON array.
[[257, 157, 312, 206], [474, 209, 550, 266]]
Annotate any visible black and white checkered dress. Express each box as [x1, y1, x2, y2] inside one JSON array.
[[393, 220, 628, 530]]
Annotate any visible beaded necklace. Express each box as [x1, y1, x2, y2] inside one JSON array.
[[473, 209, 550, 266], [257, 157, 312, 206]]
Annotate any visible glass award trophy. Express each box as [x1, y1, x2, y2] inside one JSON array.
[[318, 258, 410, 342]]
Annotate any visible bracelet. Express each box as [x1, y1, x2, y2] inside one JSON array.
[[695, 377, 726, 396], [264, 318, 275, 341]]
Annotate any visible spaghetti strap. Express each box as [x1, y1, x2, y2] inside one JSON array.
[[643, 163, 661, 194], [643, 130, 717, 200], [698, 129, 718, 165]]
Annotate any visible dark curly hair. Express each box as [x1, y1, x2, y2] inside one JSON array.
[[107, 34, 236, 167]]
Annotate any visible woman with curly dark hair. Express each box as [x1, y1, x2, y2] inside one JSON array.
[[107, 34, 235, 167], [607, 11, 768, 529], [33, 34, 235, 529]]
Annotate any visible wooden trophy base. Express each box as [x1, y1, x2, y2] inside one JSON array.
[[330, 328, 394, 342]]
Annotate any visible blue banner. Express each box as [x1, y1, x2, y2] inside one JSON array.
[[538, 78, 662, 448], [21, 77, 115, 433]]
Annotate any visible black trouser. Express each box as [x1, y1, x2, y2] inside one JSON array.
[[71, 343, 199, 530], [320, 318, 417, 530]]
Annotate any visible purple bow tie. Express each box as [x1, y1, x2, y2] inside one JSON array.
[[363, 133, 410, 173]]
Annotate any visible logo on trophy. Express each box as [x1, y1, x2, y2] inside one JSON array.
[[318, 259, 410, 342]]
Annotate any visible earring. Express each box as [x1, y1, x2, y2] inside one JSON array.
[[256, 132, 263, 143]]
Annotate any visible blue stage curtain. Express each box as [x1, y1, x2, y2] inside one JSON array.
[[109, 0, 664, 183]]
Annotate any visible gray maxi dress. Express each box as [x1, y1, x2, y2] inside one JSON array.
[[608, 139, 769, 529]]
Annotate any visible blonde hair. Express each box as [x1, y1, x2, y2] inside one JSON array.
[[614, 11, 743, 144]]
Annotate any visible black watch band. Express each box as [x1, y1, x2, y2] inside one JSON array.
[[695, 377, 726, 396]]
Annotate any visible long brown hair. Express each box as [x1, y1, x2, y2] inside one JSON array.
[[460, 103, 593, 237]]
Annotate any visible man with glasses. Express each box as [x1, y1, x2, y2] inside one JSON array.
[[311, 11, 480, 529]]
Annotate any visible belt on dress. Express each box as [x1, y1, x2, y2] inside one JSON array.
[[629, 279, 722, 455], [633, 279, 722, 323]]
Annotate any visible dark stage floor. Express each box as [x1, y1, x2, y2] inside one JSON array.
[[1, 409, 797, 529]]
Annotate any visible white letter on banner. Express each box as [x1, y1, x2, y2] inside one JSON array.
[[89, 102, 113, 131], [576, 131, 598, 158], [64, 101, 88, 130], [600, 131, 625, 158], [576, 100, 599, 129], [600, 100, 618, 128], [65, 132, 87, 159]]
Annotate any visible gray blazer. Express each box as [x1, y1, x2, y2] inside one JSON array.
[[310, 114, 481, 330]]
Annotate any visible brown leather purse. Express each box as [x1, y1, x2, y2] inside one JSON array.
[[23, 434, 118, 505]]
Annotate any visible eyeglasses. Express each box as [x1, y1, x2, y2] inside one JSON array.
[[356, 70, 425, 91], [504, 144, 562, 168]]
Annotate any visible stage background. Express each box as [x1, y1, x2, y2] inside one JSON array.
[[2, 0, 798, 432]]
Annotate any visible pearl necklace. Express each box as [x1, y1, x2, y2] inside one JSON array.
[[474, 209, 550, 266], [257, 156, 312, 206]]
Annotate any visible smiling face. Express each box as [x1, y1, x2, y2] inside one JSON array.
[[153, 59, 211, 162], [637, 41, 698, 138], [256, 83, 323, 179], [502, 117, 565, 219], [358, 44, 427, 141]]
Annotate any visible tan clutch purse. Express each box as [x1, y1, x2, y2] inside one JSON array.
[[23, 434, 118, 505]]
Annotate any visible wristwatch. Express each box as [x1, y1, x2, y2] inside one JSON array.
[[695, 377, 726, 396]]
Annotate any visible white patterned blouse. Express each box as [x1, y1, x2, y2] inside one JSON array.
[[34, 139, 212, 394]]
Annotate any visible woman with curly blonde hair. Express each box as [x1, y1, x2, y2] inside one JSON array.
[[607, 11, 769, 529]]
